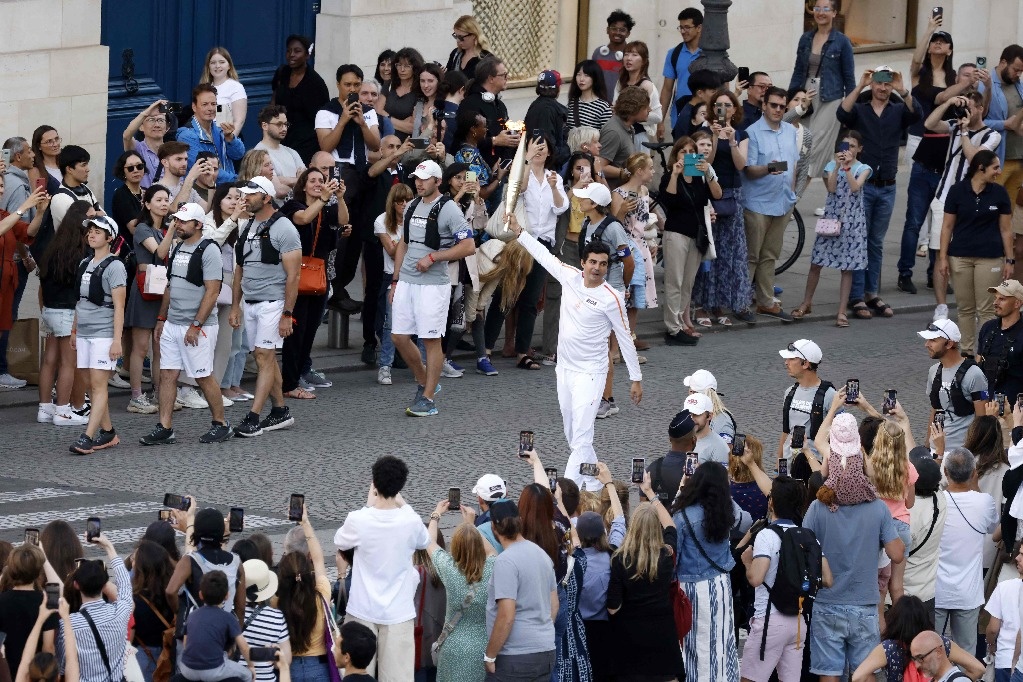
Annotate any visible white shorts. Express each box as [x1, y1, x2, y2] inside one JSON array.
[[244, 300, 285, 350], [41, 307, 75, 337], [76, 337, 114, 370], [391, 282, 450, 339], [160, 322, 218, 378]]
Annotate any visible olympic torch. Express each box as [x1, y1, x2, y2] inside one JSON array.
[[502, 120, 527, 229]]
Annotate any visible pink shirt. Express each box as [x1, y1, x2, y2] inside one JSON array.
[[883, 462, 919, 524]]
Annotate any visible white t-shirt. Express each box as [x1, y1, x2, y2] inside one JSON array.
[[751, 521, 798, 618], [214, 78, 247, 126], [333, 504, 430, 625], [255, 142, 305, 181], [374, 213, 398, 275], [936, 490, 999, 609], [314, 107, 380, 164], [903, 493, 948, 603], [985, 578, 1021, 669]]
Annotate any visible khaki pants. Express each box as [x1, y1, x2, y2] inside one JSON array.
[[998, 159, 1023, 235], [744, 209, 792, 309], [343, 615, 414, 682], [949, 255, 1002, 354], [661, 231, 702, 335]]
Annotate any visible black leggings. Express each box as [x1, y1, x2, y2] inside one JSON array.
[[281, 294, 326, 392]]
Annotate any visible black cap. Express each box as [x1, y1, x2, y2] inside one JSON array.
[[930, 31, 953, 47], [576, 511, 606, 540], [489, 499, 519, 523], [668, 410, 696, 439], [909, 447, 942, 495]]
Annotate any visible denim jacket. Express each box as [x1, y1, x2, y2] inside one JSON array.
[[674, 501, 752, 583], [788, 30, 856, 103], [175, 117, 245, 183]]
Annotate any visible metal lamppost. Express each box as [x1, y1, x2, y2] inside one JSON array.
[[688, 0, 738, 83]]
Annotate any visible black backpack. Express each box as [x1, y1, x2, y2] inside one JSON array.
[[782, 380, 834, 440], [928, 358, 979, 417], [758, 524, 823, 660], [236, 212, 285, 266], [169, 239, 219, 287], [403, 195, 451, 250], [29, 185, 80, 260], [76, 255, 117, 307]]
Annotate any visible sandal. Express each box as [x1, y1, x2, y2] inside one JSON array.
[[850, 300, 873, 319], [696, 316, 713, 328], [716, 316, 733, 327], [516, 356, 542, 370], [790, 304, 812, 320], [284, 387, 316, 399], [835, 313, 850, 328], [866, 297, 894, 318]]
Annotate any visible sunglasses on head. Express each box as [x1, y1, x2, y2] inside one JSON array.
[[74, 557, 107, 571], [926, 323, 951, 340], [786, 343, 807, 361]]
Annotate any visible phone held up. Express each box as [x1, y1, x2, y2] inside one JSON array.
[[45, 582, 61, 610], [579, 463, 599, 477], [545, 468, 558, 493], [977, 56, 987, 69], [731, 433, 747, 457], [163, 493, 191, 511], [1, 149, 10, 165], [229, 507, 244, 533], [932, 6, 943, 20], [933, 409, 946, 428], [737, 66, 750, 84], [86, 517, 101, 542], [777, 457, 789, 478], [448, 487, 461, 510], [24, 528, 40, 546], [631, 458, 646, 484], [288, 494, 305, 522], [519, 430, 534, 458], [845, 379, 860, 404], [882, 389, 897, 415], [684, 452, 698, 477]]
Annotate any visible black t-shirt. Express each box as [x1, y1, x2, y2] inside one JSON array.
[[458, 93, 512, 165], [271, 65, 331, 164], [658, 174, 710, 238], [978, 316, 1023, 404], [911, 84, 953, 171], [133, 593, 175, 647], [279, 199, 340, 259], [944, 179, 1013, 258], [0, 590, 59, 678]]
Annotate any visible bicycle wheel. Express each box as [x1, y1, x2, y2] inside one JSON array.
[[775, 207, 805, 275]]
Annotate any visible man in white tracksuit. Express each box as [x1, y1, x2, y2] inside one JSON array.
[[506, 213, 643, 490]]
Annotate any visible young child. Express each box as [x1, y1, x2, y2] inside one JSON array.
[[179, 570, 255, 682], [817, 411, 877, 512], [336, 620, 378, 681]]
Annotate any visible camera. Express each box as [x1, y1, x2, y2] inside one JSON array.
[[949, 105, 968, 120]]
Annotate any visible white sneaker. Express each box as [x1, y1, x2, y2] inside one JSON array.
[[53, 404, 89, 426], [37, 403, 56, 424], [0, 373, 27, 389], [221, 394, 234, 407], [127, 393, 158, 414], [108, 373, 130, 389], [377, 366, 392, 385], [813, 207, 826, 217], [175, 386, 209, 409], [933, 303, 949, 321], [441, 359, 464, 378]]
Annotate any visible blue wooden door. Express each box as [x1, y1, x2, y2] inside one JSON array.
[[101, 0, 318, 203]]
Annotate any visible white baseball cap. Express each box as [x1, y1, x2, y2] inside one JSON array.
[[83, 215, 119, 239], [683, 369, 717, 392], [410, 160, 443, 180], [472, 474, 507, 502], [237, 176, 275, 196], [170, 202, 206, 223], [918, 318, 961, 342], [572, 183, 612, 207], [778, 339, 823, 364], [683, 392, 713, 415]]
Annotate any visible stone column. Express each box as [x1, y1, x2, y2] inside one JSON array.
[[688, 0, 737, 83]]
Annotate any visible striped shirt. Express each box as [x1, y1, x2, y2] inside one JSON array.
[[567, 98, 613, 132], [241, 604, 290, 682], [935, 122, 1001, 204], [57, 557, 133, 682]]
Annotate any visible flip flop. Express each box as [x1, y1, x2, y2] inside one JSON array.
[[790, 305, 812, 320], [284, 388, 316, 399], [835, 314, 849, 328]]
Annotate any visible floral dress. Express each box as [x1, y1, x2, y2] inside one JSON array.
[[810, 160, 870, 271], [432, 549, 495, 682], [612, 187, 658, 308], [691, 186, 752, 313]]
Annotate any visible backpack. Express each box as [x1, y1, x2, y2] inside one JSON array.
[[928, 358, 979, 417], [29, 185, 79, 260], [403, 195, 451, 250], [782, 380, 834, 440], [585, 215, 625, 263], [174, 551, 241, 640], [758, 524, 823, 660], [169, 239, 219, 287], [76, 255, 116, 307], [236, 212, 285, 266]]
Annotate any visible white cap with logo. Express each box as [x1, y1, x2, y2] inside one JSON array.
[[472, 474, 507, 502], [170, 202, 206, 223], [237, 176, 276, 196], [778, 339, 823, 364], [918, 318, 961, 342], [683, 392, 713, 415], [411, 160, 443, 180]]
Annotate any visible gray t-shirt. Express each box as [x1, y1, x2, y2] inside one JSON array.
[[133, 223, 164, 266], [398, 196, 473, 286], [695, 431, 730, 466], [925, 361, 988, 450], [238, 215, 302, 302], [486, 539, 556, 656], [76, 256, 127, 339], [168, 239, 223, 327], [582, 217, 630, 291], [783, 382, 837, 457], [710, 411, 736, 444]]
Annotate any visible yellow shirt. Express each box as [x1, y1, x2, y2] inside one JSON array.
[[568, 194, 585, 235], [292, 574, 333, 656]]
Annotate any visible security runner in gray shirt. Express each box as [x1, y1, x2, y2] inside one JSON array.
[[390, 160, 475, 417], [919, 318, 989, 452], [141, 203, 231, 445], [229, 177, 303, 437], [778, 339, 836, 472]]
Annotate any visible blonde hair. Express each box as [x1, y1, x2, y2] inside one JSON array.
[[480, 240, 534, 311], [729, 433, 763, 484], [600, 480, 630, 529], [577, 491, 601, 515], [870, 420, 908, 500], [700, 387, 729, 418], [567, 126, 600, 154], [450, 523, 487, 584], [624, 152, 652, 176], [613, 503, 670, 582], [454, 15, 491, 52], [237, 149, 270, 183], [200, 47, 240, 84]]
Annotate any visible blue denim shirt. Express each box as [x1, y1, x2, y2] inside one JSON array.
[[981, 80, 1010, 163], [176, 117, 245, 183], [788, 30, 857, 103], [742, 117, 800, 217], [674, 501, 752, 583]]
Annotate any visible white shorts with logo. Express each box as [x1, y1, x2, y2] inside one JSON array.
[[76, 337, 114, 370], [244, 300, 285, 350], [391, 281, 449, 339], [160, 322, 218, 378]]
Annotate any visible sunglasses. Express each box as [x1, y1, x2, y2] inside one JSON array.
[[911, 645, 940, 663], [786, 343, 807, 361], [926, 323, 952, 340], [243, 181, 266, 193], [452, 33, 470, 40], [124, 163, 145, 172]]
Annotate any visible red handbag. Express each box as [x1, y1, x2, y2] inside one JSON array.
[[670, 578, 693, 643], [298, 214, 327, 296], [413, 566, 426, 671]]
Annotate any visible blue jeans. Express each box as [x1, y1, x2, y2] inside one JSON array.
[[1010, 668, 1023, 682], [377, 282, 424, 367], [290, 656, 331, 682], [897, 163, 941, 277], [850, 183, 897, 302], [809, 602, 880, 677], [220, 326, 247, 388], [0, 260, 29, 374], [136, 645, 161, 682]]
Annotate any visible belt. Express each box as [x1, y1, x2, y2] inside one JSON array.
[[294, 655, 329, 664], [244, 299, 273, 305], [867, 177, 896, 187]]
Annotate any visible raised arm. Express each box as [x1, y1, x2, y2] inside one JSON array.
[[814, 387, 847, 460], [740, 446, 773, 497], [509, 218, 579, 286]]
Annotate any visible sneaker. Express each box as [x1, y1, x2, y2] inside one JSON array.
[[813, 207, 825, 217], [410, 382, 442, 407], [69, 433, 94, 455], [773, 285, 784, 296], [302, 369, 332, 388], [72, 403, 91, 419], [0, 373, 27, 389], [233, 390, 254, 401], [406, 396, 439, 417], [897, 275, 917, 294], [377, 366, 393, 385], [327, 290, 363, 314], [606, 398, 620, 416], [260, 408, 295, 432], [441, 359, 464, 378], [108, 373, 130, 389], [757, 305, 793, 323], [637, 355, 648, 364], [540, 354, 557, 366], [37, 403, 55, 424], [476, 357, 499, 376], [199, 421, 234, 443], [128, 394, 158, 414], [733, 309, 757, 324], [360, 343, 376, 366], [596, 399, 612, 419], [297, 377, 318, 391], [234, 418, 263, 438], [139, 424, 176, 446], [175, 386, 208, 409], [933, 303, 949, 321], [221, 395, 234, 407], [92, 429, 119, 450], [53, 405, 88, 426]]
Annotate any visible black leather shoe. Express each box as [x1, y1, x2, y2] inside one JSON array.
[[665, 330, 699, 346], [897, 275, 917, 294], [361, 343, 376, 365]]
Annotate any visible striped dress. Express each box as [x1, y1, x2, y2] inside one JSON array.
[[567, 98, 613, 132]]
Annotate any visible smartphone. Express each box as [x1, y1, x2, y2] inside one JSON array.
[[410, 138, 429, 150], [545, 467, 558, 492], [448, 487, 461, 510], [163, 493, 190, 511], [0, 631, 5, 650], [1017, 393, 1023, 409], [731, 433, 747, 457], [778, 457, 789, 477], [35, 178, 47, 191], [500, 158, 513, 170], [579, 462, 599, 477], [882, 389, 897, 415], [25, 528, 39, 546], [997, 393, 1007, 417], [519, 430, 534, 457], [766, 160, 789, 173], [714, 102, 727, 125], [838, 141, 850, 153], [333, 162, 342, 181], [346, 92, 359, 106], [791, 425, 806, 450], [737, 67, 750, 83], [873, 70, 894, 83], [465, 170, 478, 184], [1, 149, 10, 165], [216, 104, 223, 113], [158, 102, 169, 114], [45, 582, 60, 610], [531, 128, 543, 142], [933, 410, 947, 428], [229, 507, 244, 533], [809, 76, 821, 93], [683, 153, 704, 177], [684, 452, 698, 477], [158, 509, 173, 522], [845, 379, 860, 403], [248, 647, 277, 663], [631, 458, 646, 484], [86, 517, 100, 542], [977, 56, 988, 69], [932, 6, 943, 20], [288, 494, 305, 522]]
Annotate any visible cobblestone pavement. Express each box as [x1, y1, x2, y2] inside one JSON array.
[[0, 308, 939, 554]]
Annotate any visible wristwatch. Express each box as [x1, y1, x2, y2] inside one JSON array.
[[1007, 259, 1016, 265], [15, 209, 23, 217], [282, 310, 293, 318], [483, 655, 497, 664]]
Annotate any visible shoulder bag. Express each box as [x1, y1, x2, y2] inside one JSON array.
[[298, 213, 328, 296], [668, 537, 693, 643], [431, 580, 479, 665], [80, 607, 129, 682], [815, 166, 853, 237], [320, 595, 344, 682]]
